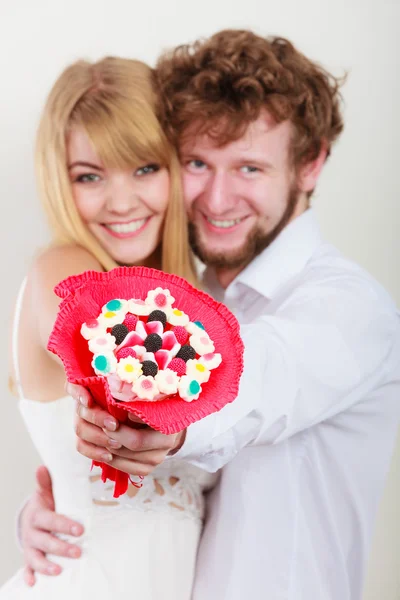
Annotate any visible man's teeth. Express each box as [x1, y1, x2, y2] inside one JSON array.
[[105, 218, 148, 234], [206, 217, 243, 229]]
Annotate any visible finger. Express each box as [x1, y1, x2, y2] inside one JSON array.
[[75, 416, 113, 449], [35, 465, 53, 495], [76, 403, 119, 432], [103, 424, 177, 453], [104, 456, 154, 477], [66, 382, 94, 408], [26, 530, 82, 558], [76, 438, 113, 463], [32, 510, 84, 537], [23, 566, 36, 587], [103, 445, 168, 465], [127, 413, 148, 425], [24, 548, 62, 576]]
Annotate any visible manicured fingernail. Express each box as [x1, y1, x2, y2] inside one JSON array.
[[68, 547, 81, 558], [102, 452, 113, 462], [78, 394, 88, 407], [47, 565, 60, 575], [71, 525, 82, 536], [107, 438, 122, 449], [104, 418, 117, 432]]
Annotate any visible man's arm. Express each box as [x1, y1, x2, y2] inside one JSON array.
[[176, 277, 400, 469], [72, 276, 400, 474]]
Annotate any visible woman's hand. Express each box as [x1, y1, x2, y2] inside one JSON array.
[[66, 383, 186, 476]]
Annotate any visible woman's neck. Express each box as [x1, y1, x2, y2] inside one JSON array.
[[117, 245, 162, 270]]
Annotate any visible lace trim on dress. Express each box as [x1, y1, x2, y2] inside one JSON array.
[[90, 468, 206, 521]]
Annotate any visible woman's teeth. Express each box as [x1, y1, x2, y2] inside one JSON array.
[[105, 218, 148, 234]]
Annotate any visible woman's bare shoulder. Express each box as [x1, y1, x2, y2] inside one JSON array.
[[30, 244, 102, 283], [26, 244, 104, 350]]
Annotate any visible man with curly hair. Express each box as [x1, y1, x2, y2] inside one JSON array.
[[20, 30, 400, 600]]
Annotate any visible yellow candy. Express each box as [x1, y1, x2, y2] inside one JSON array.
[[104, 311, 116, 319], [173, 309, 183, 316], [125, 364, 134, 373], [196, 364, 206, 373]]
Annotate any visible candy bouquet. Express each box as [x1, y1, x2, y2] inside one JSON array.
[[48, 267, 244, 497]]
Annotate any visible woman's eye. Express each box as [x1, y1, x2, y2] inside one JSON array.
[[75, 173, 101, 183], [240, 166, 260, 174], [135, 164, 160, 176], [188, 159, 207, 170]]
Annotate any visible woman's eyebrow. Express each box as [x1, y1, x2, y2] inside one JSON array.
[[68, 161, 103, 170]]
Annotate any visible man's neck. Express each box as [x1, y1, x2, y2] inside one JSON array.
[[215, 266, 245, 290], [214, 203, 310, 290]]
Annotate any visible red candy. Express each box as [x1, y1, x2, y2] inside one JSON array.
[[86, 318, 99, 328], [155, 350, 171, 370], [162, 331, 178, 351], [123, 314, 138, 331], [141, 379, 153, 390], [172, 326, 189, 345], [118, 331, 143, 349], [116, 347, 137, 360], [168, 358, 187, 376], [155, 293, 167, 308]]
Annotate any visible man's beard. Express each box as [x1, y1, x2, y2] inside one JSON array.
[[188, 187, 299, 270]]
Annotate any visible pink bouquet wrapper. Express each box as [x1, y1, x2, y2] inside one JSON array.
[[48, 266, 244, 497]]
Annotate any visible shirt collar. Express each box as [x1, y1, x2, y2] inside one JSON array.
[[203, 208, 323, 301]]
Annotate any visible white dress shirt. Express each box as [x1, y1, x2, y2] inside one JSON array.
[[176, 209, 400, 600]]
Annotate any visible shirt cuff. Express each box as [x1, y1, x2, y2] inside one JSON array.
[[172, 412, 217, 464], [171, 411, 237, 472]]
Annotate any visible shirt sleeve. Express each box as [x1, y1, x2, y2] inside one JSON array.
[[174, 276, 400, 472]]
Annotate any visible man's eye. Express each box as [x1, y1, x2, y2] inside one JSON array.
[[75, 173, 101, 183], [240, 166, 260, 174], [188, 159, 207, 170], [135, 164, 160, 176]]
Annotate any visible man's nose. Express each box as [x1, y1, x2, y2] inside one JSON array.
[[202, 171, 233, 215]]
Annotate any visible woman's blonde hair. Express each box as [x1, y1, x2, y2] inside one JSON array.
[[36, 56, 197, 284]]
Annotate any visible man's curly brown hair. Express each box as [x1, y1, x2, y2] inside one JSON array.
[[155, 29, 345, 170]]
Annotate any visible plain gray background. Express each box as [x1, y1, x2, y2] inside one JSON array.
[[0, 1, 399, 598]]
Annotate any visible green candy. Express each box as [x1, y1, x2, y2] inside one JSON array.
[[189, 380, 201, 395], [106, 299, 122, 311], [94, 355, 109, 372]]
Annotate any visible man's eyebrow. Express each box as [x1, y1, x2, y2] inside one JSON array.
[[234, 156, 275, 169]]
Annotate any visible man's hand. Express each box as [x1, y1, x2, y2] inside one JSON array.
[[20, 466, 84, 586], [66, 383, 186, 476]]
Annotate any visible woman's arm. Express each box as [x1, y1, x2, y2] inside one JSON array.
[[13, 244, 102, 583]]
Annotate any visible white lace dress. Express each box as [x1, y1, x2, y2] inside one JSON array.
[[0, 281, 217, 599]]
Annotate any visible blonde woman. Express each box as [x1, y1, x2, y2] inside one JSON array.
[[2, 57, 216, 599]]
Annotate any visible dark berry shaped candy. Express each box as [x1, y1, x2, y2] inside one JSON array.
[[142, 361, 159, 377], [144, 333, 163, 353], [111, 324, 129, 345], [176, 345, 196, 362], [147, 310, 167, 328]]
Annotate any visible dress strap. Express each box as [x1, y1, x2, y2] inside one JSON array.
[[12, 277, 28, 398]]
